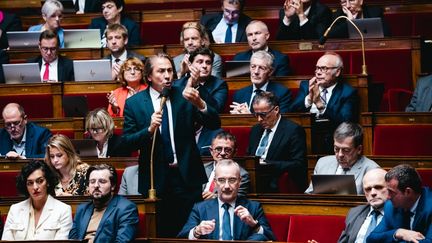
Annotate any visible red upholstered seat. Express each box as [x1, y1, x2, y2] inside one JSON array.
[[0, 95, 53, 118], [137, 213, 147, 238], [223, 126, 251, 156], [287, 215, 345, 243], [278, 171, 303, 193], [418, 169, 432, 188], [373, 125, 432, 156], [266, 214, 290, 242], [0, 171, 20, 197], [141, 22, 183, 45], [51, 130, 75, 139], [387, 88, 413, 112]]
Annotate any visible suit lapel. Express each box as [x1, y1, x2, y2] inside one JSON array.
[[37, 195, 54, 228], [94, 196, 118, 241], [80, 203, 95, 239], [266, 120, 284, 159], [326, 82, 342, 110], [422, 87, 432, 111], [233, 198, 246, 240], [25, 124, 34, 156], [351, 205, 370, 238], [57, 57, 64, 81], [208, 199, 220, 239], [349, 156, 364, 181], [250, 126, 264, 155]]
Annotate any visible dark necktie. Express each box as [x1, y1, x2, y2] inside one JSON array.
[[161, 102, 174, 163], [363, 210, 379, 242], [114, 58, 121, 64], [249, 89, 262, 112], [403, 210, 413, 230], [222, 203, 232, 240], [255, 129, 271, 157], [225, 24, 233, 43], [320, 88, 328, 105]]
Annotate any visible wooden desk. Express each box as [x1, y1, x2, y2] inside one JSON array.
[[8, 48, 102, 63]]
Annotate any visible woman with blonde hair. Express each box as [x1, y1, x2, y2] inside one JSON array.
[[85, 108, 130, 157], [107, 57, 147, 117], [44, 134, 89, 196]]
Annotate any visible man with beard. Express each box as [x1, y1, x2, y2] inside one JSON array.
[[178, 159, 275, 241], [69, 164, 138, 242], [305, 122, 379, 194]]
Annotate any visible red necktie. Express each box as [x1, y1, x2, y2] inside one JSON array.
[[209, 179, 216, 192], [43, 62, 49, 81]]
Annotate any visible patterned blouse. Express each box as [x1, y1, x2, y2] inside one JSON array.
[[55, 162, 90, 196]]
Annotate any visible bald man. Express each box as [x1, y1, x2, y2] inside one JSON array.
[[338, 168, 387, 243], [233, 20, 291, 76], [0, 103, 51, 158]]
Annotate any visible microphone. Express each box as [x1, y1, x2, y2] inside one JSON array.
[[319, 15, 368, 75], [148, 87, 171, 200]]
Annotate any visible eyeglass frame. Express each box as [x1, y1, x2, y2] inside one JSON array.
[[89, 128, 105, 134], [210, 146, 235, 155], [124, 66, 142, 73], [5, 118, 25, 130], [40, 46, 58, 53], [215, 177, 240, 185], [253, 105, 277, 119], [315, 66, 340, 73]]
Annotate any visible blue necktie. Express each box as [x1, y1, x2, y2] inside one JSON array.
[[161, 103, 174, 163], [222, 203, 232, 240], [225, 24, 233, 43], [249, 89, 262, 112], [255, 129, 271, 157], [320, 88, 328, 105], [363, 210, 379, 243]]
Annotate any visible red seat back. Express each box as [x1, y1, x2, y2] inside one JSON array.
[[387, 88, 413, 112], [287, 215, 345, 243], [266, 214, 290, 242], [223, 126, 251, 156], [0, 171, 19, 197]]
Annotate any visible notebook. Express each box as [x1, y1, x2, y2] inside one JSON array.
[[73, 59, 112, 81], [6, 31, 40, 49], [62, 95, 88, 117], [2, 63, 41, 84], [70, 139, 98, 157], [348, 17, 384, 39], [225, 60, 250, 78], [63, 29, 101, 48], [311, 174, 357, 195]]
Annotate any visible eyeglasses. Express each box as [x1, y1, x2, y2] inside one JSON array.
[[211, 146, 234, 155], [250, 64, 269, 73], [216, 177, 239, 185], [5, 119, 24, 130], [40, 47, 57, 53], [26, 177, 46, 187], [125, 67, 142, 73], [90, 128, 105, 134], [315, 66, 339, 73], [223, 8, 240, 16], [253, 106, 276, 119]]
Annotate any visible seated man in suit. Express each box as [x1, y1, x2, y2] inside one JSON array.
[[338, 168, 388, 242], [0, 103, 52, 159], [276, 0, 332, 40], [203, 131, 250, 200], [174, 21, 222, 78], [200, 0, 252, 43], [69, 164, 139, 242], [27, 30, 74, 82], [104, 23, 145, 80], [230, 50, 292, 114], [174, 47, 228, 113], [178, 159, 275, 241], [290, 51, 359, 153], [247, 91, 307, 192], [328, 0, 390, 38], [405, 74, 432, 112], [305, 122, 379, 194], [368, 164, 432, 242], [233, 20, 292, 76], [195, 122, 223, 156]]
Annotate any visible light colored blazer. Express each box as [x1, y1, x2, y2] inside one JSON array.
[[118, 165, 141, 195], [2, 195, 72, 240], [305, 155, 379, 194]]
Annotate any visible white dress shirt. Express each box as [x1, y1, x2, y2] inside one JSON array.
[[40, 58, 59, 82], [212, 18, 238, 43]]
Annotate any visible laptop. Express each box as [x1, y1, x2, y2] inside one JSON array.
[[225, 60, 250, 78], [70, 139, 98, 157], [62, 95, 88, 117], [311, 174, 357, 195], [348, 17, 384, 39], [73, 59, 112, 81], [2, 63, 41, 84], [63, 29, 101, 48], [7, 31, 40, 49]]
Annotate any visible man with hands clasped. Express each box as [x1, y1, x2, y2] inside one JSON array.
[[178, 159, 275, 241]]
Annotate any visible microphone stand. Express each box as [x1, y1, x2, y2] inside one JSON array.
[[321, 15, 368, 75]]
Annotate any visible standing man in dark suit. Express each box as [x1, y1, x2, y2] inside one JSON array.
[[122, 53, 220, 237], [230, 51, 292, 114], [27, 30, 74, 82], [328, 0, 390, 38], [173, 47, 228, 113], [276, 0, 332, 40], [338, 168, 388, 243], [178, 159, 275, 241], [0, 103, 51, 158], [233, 20, 292, 76], [247, 91, 307, 192], [368, 164, 432, 243], [200, 0, 252, 43], [203, 131, 250, 200], [405, 74, 432, 112], [290, 52, 358, 153], [104, 23, 145, 80]]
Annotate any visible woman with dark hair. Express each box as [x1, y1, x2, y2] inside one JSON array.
[[107, 57, 147, 117], [2, 160, 72, 240]]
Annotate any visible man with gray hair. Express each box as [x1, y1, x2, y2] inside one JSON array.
[[305, 122, 379, 194], [233, 20, 291, 76], [230, 50, 292, 114]]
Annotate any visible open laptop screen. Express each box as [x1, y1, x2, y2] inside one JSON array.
[[3, 63, 41, 84], [311, 174, 357, 195], [348, 17, 384, 39], [73, 59, 112, 81]]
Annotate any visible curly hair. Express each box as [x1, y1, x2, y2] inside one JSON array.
[[16, 160, 58, 197]]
